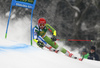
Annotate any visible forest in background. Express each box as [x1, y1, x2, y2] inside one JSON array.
[[0, 0, 100, 57]]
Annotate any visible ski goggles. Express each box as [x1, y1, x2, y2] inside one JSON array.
[[39, 23, 45, 27]]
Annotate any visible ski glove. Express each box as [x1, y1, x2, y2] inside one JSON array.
[[37, 41, 44, 48], [51, 35, 56, 41]]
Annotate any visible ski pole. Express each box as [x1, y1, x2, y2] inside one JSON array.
[[57, 39, 93, 42], [56, 39, 66, 41], [68, 39, 92, 42]]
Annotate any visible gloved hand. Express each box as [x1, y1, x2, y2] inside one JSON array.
[[51, 35, 56, 41], [37, 41, 44, 48]]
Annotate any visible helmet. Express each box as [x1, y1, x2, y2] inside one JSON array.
[[82, 48, 87, 53], [91, 46, 96, 50], [38, 18, 46, 26]]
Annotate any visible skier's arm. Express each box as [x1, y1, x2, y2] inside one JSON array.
[[95, 54, 99, 61], [46, 24, 57, 36]]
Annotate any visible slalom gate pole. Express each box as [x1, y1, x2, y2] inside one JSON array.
[[5, 4, 13, 39], [30, 9, 34, 46]]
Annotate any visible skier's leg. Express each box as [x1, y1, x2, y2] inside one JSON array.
[[43, 36, 59, 49], [36, 36, 47, 48], [43, 36, 74, 56], [61, 48, 75, 58], [38, 36, 58, 52], [44, 36, 70, 53], [43, 36, 59, 53]]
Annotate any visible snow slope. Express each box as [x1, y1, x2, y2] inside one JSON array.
[[0, 38, 100, 68], [0, 14, 100, 68]]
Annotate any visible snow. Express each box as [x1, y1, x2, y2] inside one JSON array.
[[5, 9, 16, 19], [0, 38, 100, 68], [5, 11, 9, 17], [75, 12, 78, 17], [72, 6, 80, 12], [81, 22, 88, 31], [11, 14, 16, 19], [0, 16, 100, 68]]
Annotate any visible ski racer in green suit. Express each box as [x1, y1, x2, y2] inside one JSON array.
[[33, 18, 82, 60]]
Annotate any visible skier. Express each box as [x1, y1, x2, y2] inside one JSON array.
[[33, 18, 82, 60]]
